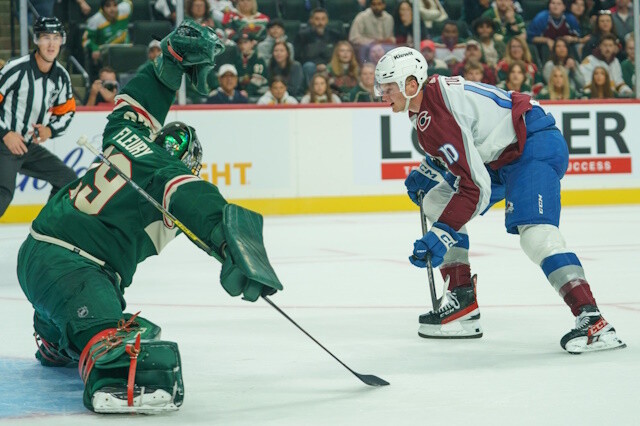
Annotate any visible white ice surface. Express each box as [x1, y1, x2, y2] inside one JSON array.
[[1, 206, 639, 425]]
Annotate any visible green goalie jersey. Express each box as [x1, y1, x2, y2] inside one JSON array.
[[31, 64, 228, 289]]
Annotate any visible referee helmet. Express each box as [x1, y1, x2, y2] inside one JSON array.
[[33, 16, 66, 45]]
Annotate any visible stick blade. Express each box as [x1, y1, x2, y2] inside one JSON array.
[[355, 373, 390, 387]]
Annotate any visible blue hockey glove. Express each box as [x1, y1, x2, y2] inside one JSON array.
[[404, 156, 452, 206], [410, 222, 460, 268]]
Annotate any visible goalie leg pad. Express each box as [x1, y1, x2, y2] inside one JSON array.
[[79, 313, 183, 413], [219, 204, 283, 301]]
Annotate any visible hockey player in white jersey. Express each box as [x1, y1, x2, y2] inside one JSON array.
[[375, 46, 625, 354]]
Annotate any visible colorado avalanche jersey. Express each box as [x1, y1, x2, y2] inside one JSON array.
[[410, 74, 534, 230]]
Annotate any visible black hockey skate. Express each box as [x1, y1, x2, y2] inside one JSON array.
[[418, 275, 482, 339], [561, 305, 626, 354]]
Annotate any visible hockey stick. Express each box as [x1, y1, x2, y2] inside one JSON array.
[[77, 136, 389, 387], [417, 191, 443, 310]]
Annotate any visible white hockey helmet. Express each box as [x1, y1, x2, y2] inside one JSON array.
[[374, 46, 428, 111]]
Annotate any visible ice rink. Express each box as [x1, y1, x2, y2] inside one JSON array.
[[1, 205, 638, 425]]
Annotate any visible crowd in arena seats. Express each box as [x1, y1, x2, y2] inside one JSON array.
[[39, 0, 639, 105]]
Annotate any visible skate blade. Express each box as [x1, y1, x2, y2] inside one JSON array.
[[418, 320, 483, 339], [93, 389, 179, 414], [565, 332, 627, 355]]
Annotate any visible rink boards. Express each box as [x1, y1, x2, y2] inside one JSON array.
[[2, 100, 640, 223]]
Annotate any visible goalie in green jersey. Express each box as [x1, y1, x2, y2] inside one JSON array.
[[16, 19, 283, 414]]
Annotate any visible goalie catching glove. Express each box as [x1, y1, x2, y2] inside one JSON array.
[[153, 18, 225, 94]]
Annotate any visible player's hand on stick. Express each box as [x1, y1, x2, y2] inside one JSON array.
[[405, 156, 452, 205], [3, 131, 28, 155], [410, 222, 460, 268]]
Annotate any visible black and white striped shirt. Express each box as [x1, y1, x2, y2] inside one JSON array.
[[0, 51, 75, 143]]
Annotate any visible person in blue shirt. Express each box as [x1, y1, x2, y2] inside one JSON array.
[[527, 0, 581, 57]]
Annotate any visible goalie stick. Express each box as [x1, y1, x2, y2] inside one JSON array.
[[77, 136, 389, 387]]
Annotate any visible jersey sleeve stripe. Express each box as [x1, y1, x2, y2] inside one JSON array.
[[162, 175, 200, 227], [463, 83, 512, 109]]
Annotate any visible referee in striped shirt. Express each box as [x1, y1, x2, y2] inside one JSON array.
[[0, 16, 77, 218]]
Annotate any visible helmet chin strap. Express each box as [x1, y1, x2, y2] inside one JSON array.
[[402, 87, 422, 112]]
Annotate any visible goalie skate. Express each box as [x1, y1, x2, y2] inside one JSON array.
[[561, 305, 626, 354], [418, 278, 482, 339], [92, 386, 179, 414]]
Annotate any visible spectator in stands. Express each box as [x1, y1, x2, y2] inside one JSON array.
[[481, 0, 526, 43], [82, 0, 132, 79], [434, 20, 467, 69], [462, 0, 491, 27], [452, 39, 497, 84], [569, 0, 593, 58], [136, 40, 162, 73], [580, 33, 633, 95], [537, 65, 579, 99], [295, 8, 345, 84], [420, 39, 451, 76], [268, 41, 304, 98], [147, 39, 161, 62], [75, 0, 93, 17], [235, 31, 269, 99], [583, 66, 616, 98], [187, 0, 215, 27], [154, 0, 177, 24], [222, 0, 270, 40], [348, 63, 377, 102], [581, 10, 621, 59], [211, 0, 236, 24], [496, 60, 532, 94], [206, 64, 249, 104], [473, 16, 506, 68], [496, 37, 541, 87], [527, 0, 581, 59], [394, 1, 428, 45], [462, 60, 485, 82], [414, 0, 448, 36], [621, 34, 635, 91], [301, 73, 341, 104], [327, 41, 360, 101], [589, 0, 616, 18], [543, 38, 585, 91], [257, 76, 299, 105], [349, 0, 395, 61], [258, 19, 295, 64], [86, 66, 119, 106], [367, 43, 388, 65], [611, 1, 633, 43]]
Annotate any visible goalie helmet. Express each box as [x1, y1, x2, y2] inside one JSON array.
[[374, 46, 428, 111], [154, 122, 203, 175], [33, 16, 66, 45]]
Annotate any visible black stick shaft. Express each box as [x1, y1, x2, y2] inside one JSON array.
[[418, 191, 439, 310]]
